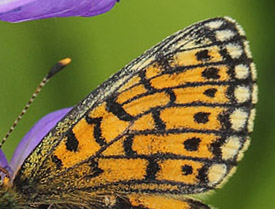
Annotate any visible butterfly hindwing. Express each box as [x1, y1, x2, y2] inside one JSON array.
[[108, 194, 211, 209], [13, 17, 257, 208]]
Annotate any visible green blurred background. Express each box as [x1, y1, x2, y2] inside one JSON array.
[[0, 0, 274, 208]]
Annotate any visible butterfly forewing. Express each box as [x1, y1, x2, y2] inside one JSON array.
[[13, 17, 257, 208]]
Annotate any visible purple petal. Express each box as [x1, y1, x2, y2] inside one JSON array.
[[0, 0, 36, 13], [10, 107, 72, 178], [0, 0, 118, 23], [0, 149, 12, 180], [0, 149, 8, 169]]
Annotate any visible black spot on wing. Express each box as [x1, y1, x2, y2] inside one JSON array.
[[51, 155, 63, 169], [152, 110, 166, 131], [197, 165, 209, 184], [145, 158, 160, 180], [139, 71, 154, 92], [106, 96, 134, 121], [85, 116, 107, 146], [184, 137, 201, 151], [210, 137, 225, 158], [194, 112, 210, 124], [65, 130, 79, 152], [218, 110, 232, 130], [124, 135, 137, 156], [204, 88, 217, 98], [202, 67, 220, 79], [196, 49, 211, 61], [166, 88, 176, 104], [181, 165, 193, 175]]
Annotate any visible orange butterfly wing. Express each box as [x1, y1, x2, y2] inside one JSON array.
[[13, 17, 257, 208]]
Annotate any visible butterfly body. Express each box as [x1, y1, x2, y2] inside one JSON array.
[[0, 17, 257, 209]]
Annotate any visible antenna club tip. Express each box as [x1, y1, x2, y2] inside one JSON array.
[[59, 58, 72, 66], [47, 58, 72, 79]]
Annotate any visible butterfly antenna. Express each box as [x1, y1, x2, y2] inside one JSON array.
[[0, 58, 72, 149]]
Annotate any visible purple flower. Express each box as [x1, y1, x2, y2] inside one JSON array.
[[0, 0, 118, 23], [0, 107, 71, 180]]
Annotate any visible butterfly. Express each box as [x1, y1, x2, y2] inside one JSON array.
[[0, 17, 257, 209]]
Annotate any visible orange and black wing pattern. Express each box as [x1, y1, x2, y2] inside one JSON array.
[[13, 17, 257, 208]]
